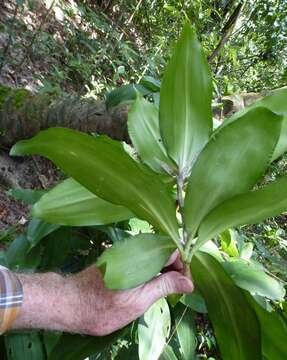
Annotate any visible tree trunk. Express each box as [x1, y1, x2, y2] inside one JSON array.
[[0, 86, 129, 230], [0, 85, 130, 149]]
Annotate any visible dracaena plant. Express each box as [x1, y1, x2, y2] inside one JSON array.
[[10, 24, 287, 360]]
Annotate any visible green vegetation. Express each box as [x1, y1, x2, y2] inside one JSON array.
[[0, 1, 287, 359]]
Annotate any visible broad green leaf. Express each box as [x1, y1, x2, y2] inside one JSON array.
[[185, 107, 283, 238], [227, 88, 287, 124], [240, 242, 254, 260], [197, 176, 287, 251], [96, 234, 176, 289], [105, 84, 149, 109], [175, 303, 197, 360], [246, 294, 287, 360], [192, 252, 261, 360], [220, 229, 239, 257], [7, 188, 45, 205], [138, 298, 171, 360], [97, 225, 130, 242], [159, 345, 178, 360], [128, 218, 152, 235], [39, 227, 72, 271], [128, 96, 175, 174], [273, 118, 287, 160], [225, 88, 287, 160], [199, 240, 223, 262], [6, 235, 42, 270], [223, 259, 285, 301], [27, 219, 59, 246], [33, 178, 134, 226], [48, 330, 124, 360], [5, 332, 45, 360], [10, 129, 179, 242], [43, 332, 61, 357], [181, 291, 207, 313], [140, 76, 161, 92], [159, 23, 212, 177]]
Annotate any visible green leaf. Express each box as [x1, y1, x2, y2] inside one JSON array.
[[27, 219, 59, 246], [159, 345, 178, 360], [174, 303, 197, 360], [138, 298, 171, 360], [128, 96, 175, 174], [192, 252, 261, 360], [180, 291, 207, 313], [225, 88, 287, 161], [273, 118, 287, 160], [96, 233, 175, 289], [246, 294, 287, 360], [128, 218, 152, 235], [33, 178, 134, 226], [48, 330, 123, 360], [97, 225, 130, 242], [7, 188, 45, 205], [240, 242, 254, 260], [5, 332, 45, 360], [185, 107, 283, 238], [139, 76, 161, 92], [10, 129, 179, 243], [197, 176, 287, 250], [105, 84, 149, 109], [159, 23, 212, 177], [6, 235, 42, 270], [39, 227, 72, 271], [220, 229, 239, 257], [43, 332, 61, 357], [227, 88, 287, 124], [223, 259, 285, 301]]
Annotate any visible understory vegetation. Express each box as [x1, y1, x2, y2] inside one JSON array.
[[0, 1, 286, 360]]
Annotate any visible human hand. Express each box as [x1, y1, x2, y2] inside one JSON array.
[[13, 253, 193, 335]]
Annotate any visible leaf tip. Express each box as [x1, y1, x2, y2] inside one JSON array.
[[9, 143, 23, 156]]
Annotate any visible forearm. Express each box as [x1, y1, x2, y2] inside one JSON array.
[[8, 263, 193, 336], [12, 272, 83, 333]]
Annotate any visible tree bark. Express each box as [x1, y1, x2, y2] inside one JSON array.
[[0, 87, 130, 230], [0, 86, 130, 149]]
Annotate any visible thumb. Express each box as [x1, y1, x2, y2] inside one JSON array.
[[142, 271, 194, 307]]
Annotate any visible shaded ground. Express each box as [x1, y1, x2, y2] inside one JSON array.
[[0, 151, 60, 230]]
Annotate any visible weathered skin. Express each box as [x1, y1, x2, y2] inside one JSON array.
[[13, 254, 193, 336]]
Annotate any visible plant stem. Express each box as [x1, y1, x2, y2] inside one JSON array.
[[176, 174, 192, 265], [184, 231, 197, 263], [176, 175, 187, 243]]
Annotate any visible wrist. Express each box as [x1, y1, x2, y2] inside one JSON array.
[[12, 271, 83, 333]]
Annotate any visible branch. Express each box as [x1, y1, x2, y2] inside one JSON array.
[[208, 1, 245, 63]]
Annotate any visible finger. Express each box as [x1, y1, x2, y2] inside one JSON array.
[[140, 271, 194, 310], [165, 250, 180, 267], [164, 250, 184, 273]]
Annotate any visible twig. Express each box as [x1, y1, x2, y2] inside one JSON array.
[[208, 1, 245, 63], [118, 0, 144, 42], [162, 305, 188, 354]]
